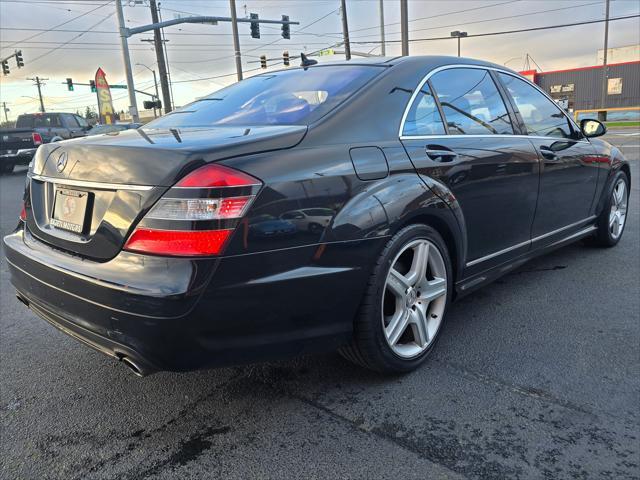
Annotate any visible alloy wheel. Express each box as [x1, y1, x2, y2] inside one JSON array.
[[609, 178, 628, 240], [382, 239, 448, 358]]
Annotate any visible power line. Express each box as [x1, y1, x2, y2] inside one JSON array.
[[20, 12, 116, 70], [349, 14, 640, 44], [352, 0, 605, 39], [0, 0, 112, 53]]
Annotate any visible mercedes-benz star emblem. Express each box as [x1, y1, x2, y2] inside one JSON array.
[[56, 152, 68, 173]]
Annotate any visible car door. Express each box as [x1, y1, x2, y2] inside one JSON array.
[[400, 66, 540, 269], [496, 72, 599, 241]]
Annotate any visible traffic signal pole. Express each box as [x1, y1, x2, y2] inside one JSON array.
[[149, 0, 172, 114], [230, 0, 243, 81], [115, 0, 139, 122], [115, 2, 297, 116]]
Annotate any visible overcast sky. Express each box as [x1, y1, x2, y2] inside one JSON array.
[[1, 0, 639, 120]]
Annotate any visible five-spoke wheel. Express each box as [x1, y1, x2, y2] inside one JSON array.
[[609, 178, 628, 240], [340, 224, 452, 373], [383, 239, 447, 358]]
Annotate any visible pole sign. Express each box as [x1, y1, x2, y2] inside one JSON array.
[[95, 68, 116, 125]]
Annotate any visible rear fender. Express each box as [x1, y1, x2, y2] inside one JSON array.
[[326, 173, 467, 281]]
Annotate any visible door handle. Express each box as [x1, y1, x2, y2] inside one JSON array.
[[426, 145, 458, 162], [539, 146, 558, 161]]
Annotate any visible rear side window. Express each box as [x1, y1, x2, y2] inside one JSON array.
[[17, 114, 61, 128], [430, 68, 514, 135], [15, 115, 34, 128], [497, 73, 573, 139], [147, 66, 382, 128], [402, 83, 445, 136]]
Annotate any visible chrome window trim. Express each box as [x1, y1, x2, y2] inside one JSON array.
[[398, 64, 588, 144], [29, 173, 154, 191], [465, 216, 597, 267]]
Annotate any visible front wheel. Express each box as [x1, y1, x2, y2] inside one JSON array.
[[340, 224, 452, 373], [593, 171, 629, 247]]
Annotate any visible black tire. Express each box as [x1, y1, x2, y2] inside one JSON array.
[[0, 162, 15, 175], [592, 170, 629, 247], [308, 222, 322, 233], [339, 224, 453, 373]]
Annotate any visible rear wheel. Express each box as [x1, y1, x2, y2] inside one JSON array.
[[593, 171, 629, 247], [340, 224, 452, 373], [0, 162, 15, 175]]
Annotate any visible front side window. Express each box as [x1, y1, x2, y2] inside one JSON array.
[[498, 73, 573, 139], [430, 68, 514, 135], [146, 66, 382, 128], [402, 83, 446, 136], [62, 114, 79, 128]]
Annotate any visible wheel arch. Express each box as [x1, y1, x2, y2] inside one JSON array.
[[390, 208, 465, 285]]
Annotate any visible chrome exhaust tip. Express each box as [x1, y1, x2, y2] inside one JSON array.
[[118, 355, 152, 377]]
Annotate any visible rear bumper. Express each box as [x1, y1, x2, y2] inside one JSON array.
[[1, 148, 36, 164], [4, 227, 378, 373]]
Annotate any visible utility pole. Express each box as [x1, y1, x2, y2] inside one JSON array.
[[379, 0, 386, 56], [27, 76, 47, 112], [149, 0, 172, 114], [115, 0, 139, 122], [599, 0, 610, 122], [400, 0, 409, 56], [136, 63, 160, 118], [230, 0, 243, 81], [340, 0, 351, 60]]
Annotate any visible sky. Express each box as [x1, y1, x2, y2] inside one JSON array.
[[0, 0, 639, 121]]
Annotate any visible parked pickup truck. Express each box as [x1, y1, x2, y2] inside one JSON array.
[[0, 112, 90, 174]]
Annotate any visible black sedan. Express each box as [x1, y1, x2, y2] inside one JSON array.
[[4, 56, 630, 376]]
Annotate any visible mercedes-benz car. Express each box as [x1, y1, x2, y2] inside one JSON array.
[[4, 56, 630, 376]]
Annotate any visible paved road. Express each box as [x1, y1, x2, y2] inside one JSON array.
[[1, 131, 638, 479]]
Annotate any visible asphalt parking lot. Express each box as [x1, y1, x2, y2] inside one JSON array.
[[1, 131, 638, 480]]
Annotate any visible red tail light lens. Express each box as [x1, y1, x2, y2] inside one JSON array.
[[124, 229, 233, 256], [124, 164, 261, 257], [32, 132, 43, 146], [176, 164, 260, 188], [19, 203, 27, 221]]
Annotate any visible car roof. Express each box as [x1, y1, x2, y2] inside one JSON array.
[[286, 55, 515, 74]]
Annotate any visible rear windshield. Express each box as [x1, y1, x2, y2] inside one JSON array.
[[146, 65, 382, 128], [16, 114, 62, 128]]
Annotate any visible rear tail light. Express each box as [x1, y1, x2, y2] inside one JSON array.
[[32, 132, 43, 146], [19, 202, 27, 221], [124, 164, 261, 257]]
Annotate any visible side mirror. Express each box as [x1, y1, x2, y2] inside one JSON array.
[[580, 118, 606, 138]]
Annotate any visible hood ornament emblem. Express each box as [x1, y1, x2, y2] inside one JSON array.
[[56, 152, 68, 173]]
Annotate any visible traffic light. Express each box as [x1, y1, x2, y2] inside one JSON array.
[[250, 13, 260, 39], [66, 78, 74, 91], [143, 100, 162, 110], [89, 80, 96, 93], [283, 51, 290, 66], [1, 61, 9, 76], [281, 15, 290, 40], [260, 55, 267, 69], [15, 51, 24, 68]]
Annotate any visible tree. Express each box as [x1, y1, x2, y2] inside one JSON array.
[[84, 106, 98, 120]]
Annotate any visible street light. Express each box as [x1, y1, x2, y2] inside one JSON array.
[[450, 30, 467, 57], [136, 63, 160, 117]]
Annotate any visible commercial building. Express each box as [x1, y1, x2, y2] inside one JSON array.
[[520, 55, 639, 121]]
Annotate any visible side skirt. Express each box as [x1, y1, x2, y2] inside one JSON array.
[[454, 225, 597, 299]]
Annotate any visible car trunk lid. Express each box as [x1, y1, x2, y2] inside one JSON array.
[[26, 125, 306, 260]]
